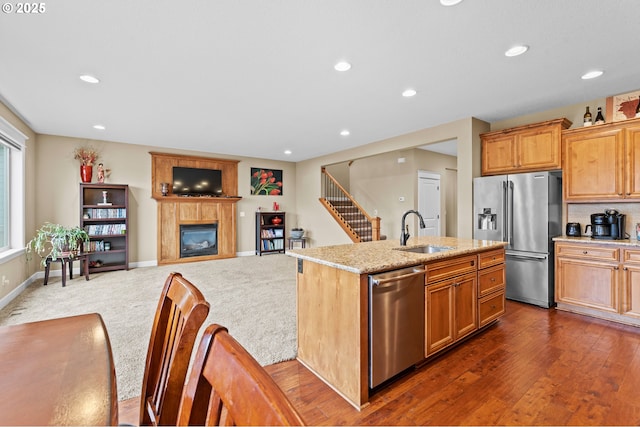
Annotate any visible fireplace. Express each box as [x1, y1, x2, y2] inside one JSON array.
[[180, 224, 218, 258]]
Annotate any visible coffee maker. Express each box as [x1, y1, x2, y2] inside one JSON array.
[[585, 209, 626, 240]]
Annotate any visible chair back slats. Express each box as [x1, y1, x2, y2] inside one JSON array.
[[177, 324, 305, 426], [140, 272, 210, 426]]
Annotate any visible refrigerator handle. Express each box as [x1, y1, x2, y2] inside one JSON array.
[[509, 180, 514, 246], [502, 181, 508, 242]]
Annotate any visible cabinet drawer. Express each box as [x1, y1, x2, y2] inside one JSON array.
[[478, 264, 505, 297], [623, 248, 640, 264], [556, 243, 619, 261], [426, 255, 477, 284], [478, 249, 505, 269], [478, 290, 506, 327]]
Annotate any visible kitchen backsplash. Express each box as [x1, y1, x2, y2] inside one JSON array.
[[566, 202, 640, 240]]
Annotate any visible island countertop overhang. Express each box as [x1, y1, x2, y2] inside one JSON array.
[[287, 236, 507, 274]]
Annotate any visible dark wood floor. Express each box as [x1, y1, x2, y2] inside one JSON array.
[[265, 301, 640, 425]]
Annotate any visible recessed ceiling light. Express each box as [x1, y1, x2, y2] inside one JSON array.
[[334, 61, 352, 72], [440, 0, 463, 5], [80, 74, 100, 84], [340, 130, 350, 136], [93, 124, 105, 130], [402, 89, 417, 97], [505, 45, 529, 57], [581, 70, 604, 80], [284, 150, 292, 155]]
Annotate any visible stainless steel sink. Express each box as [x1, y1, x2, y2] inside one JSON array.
[[396, 245, 456, 254]]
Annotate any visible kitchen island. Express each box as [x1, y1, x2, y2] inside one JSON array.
[[287, 236, 507, 409]]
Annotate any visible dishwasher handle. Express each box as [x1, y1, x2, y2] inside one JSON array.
[[370, 268, 425, 286]]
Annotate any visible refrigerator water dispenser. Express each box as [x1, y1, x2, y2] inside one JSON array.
[[478, 208, 496, 230]]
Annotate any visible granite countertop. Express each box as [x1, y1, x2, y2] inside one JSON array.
[[553, 235, 640, 247], [287, 236, 507, 274]]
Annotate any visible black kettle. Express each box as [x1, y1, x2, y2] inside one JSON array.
[[566, 222, 581, 237]]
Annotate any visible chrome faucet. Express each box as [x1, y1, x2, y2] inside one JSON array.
[[400, 210, 426, 246]]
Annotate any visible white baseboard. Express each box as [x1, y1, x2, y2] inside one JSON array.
[[0, 273, 38, 312]]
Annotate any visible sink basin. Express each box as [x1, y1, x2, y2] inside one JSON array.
[[396, 245, 456, 254]]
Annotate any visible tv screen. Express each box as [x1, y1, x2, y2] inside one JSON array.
[[172, 167, 223, 196]]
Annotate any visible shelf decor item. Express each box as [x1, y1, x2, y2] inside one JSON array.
[[291, 228, 304, 239], [250, 168, 283, 195], [73, 145, 99, 183], [605, 89, 640, 122], [26, 222, 90, 266]]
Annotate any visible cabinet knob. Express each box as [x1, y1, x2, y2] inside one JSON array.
[[626, 192, 631, 196], [490, 277, 496, 282], [491, 304, 496, 309], [614, 266, 619, 270], [624, 267, 628, 271], [583, 251, 588, 255], [470, 260, 475, 266]]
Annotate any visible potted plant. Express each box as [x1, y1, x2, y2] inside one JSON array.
[[26, 222, 90, 266], [291, 227, 304, 239], [73, 145, 99, 183]]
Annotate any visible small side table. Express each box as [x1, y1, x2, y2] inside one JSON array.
[[287, 237, 307, 250], [43, 253, 90, 287]]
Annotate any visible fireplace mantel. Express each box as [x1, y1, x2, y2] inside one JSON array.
[[151, 152, 240, 265]]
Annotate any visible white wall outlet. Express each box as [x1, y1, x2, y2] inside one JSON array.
[[239, 211, 245, 217]]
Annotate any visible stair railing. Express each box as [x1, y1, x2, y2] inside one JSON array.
[[319, 167, 381, 242]]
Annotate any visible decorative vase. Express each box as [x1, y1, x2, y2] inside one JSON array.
[[271, 216, 282, 225], [80, 165, 93, 183]]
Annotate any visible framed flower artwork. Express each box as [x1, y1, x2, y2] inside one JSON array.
[[250, 168, 283, 195]]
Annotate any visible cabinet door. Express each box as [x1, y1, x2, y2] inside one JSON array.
[[625, 125, 640, 199], [516, 126, 561, 171], [454, 273, 478, 340], [622, 264, 640, 320], [563, 127, 625, 201], [481, 134, 516, 175], [425, 281, 454, 356], [556, 257, 618, 313]]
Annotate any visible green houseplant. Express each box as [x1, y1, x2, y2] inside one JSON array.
[[26, 222, 90, 266]]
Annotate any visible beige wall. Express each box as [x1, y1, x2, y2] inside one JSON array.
[[334, 147, 458, 240]]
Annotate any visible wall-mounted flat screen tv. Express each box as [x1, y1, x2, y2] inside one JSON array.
[[172, 166, 223, 196]]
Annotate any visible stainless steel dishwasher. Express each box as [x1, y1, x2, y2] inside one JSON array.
[[369, 264, 425, 389]]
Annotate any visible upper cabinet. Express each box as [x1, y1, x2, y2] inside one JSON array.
[[481, 118, 572, 176], [562, 117, 640, 202]]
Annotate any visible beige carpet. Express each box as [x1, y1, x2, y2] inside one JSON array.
[[0, 254, 298, 401]]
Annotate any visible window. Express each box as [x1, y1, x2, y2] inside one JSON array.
[[0, 144, 8, 251], [0, 116, 27, 259]]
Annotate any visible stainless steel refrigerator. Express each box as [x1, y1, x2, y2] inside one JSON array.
[[473, 171, 562, 308]]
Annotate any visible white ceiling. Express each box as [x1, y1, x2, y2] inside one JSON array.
[[1, 1, 639, 162]]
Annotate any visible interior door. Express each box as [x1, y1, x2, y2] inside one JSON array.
[[418, 171, 441, 236]]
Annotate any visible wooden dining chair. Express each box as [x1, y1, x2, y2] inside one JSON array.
[[177, 324, 305, 426], [134, 272, 210, 426]]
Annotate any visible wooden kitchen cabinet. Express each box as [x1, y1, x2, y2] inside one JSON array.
[[425, 254, 478, 356], [477, 249, 506, 327], [555, 241, 640, 326], [425, 272, 477, 356], [481, 118, 571, 176], [622, 248, 640, 320], [562, 118, 640, 201]]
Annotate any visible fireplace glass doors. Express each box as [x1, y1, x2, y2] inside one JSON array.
[[180, 224, 218, 258]]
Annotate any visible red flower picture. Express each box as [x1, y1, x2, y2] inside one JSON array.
[[250, 168, 283, 195]]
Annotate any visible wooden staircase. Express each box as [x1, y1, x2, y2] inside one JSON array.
[[320, 167, 382, 243]]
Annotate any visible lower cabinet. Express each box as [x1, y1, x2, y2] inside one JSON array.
[[425, 272, 477, 356], [424, 249, 506, 358], [555, 241, 640, 325]]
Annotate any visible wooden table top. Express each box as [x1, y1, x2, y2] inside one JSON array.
[[0, 313, 118, 426]]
